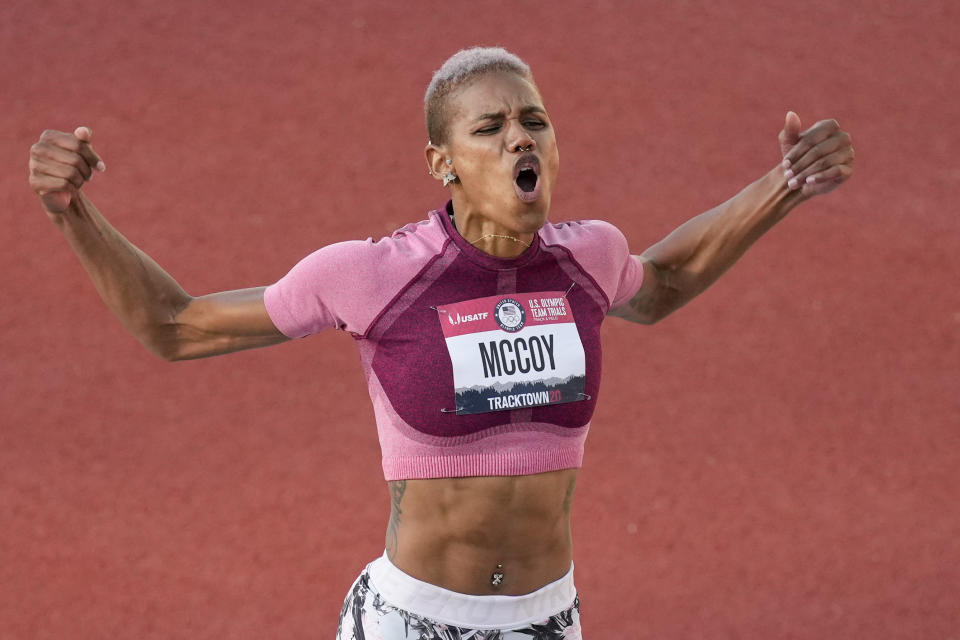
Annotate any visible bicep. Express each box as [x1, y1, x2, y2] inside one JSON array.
[[168, 287, 289, 360]]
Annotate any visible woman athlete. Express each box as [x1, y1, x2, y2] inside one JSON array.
[[28, 47, 853, 639]]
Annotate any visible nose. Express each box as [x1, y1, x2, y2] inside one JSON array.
[[512, 140, 535, 153], [506, 121, 535, 153]]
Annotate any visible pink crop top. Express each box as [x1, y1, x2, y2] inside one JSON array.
[[264, 202, 644, 480]]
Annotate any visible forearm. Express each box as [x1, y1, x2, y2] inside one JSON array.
[[50, 192, 193, 358], [642, 166, 803, 309], [612, 113, 853, 325]]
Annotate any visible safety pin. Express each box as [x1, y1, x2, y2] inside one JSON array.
[[429, 306, 448, 314], [577, 393, 592, 400], [562, 282, 576, 298], [440, 406, 462, 414]]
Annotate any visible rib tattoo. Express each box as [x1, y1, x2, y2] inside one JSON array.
[[385, 480, 407, 561], [563, 476, 577, 513]]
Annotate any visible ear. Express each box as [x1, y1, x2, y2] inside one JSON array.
[[425, 142, 448, 182]]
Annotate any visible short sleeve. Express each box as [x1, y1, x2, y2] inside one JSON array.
[[263, 240, 371, 338], [610, 253, 645, 310], [542, 219, 643, 311], [592, 220, 644, 310], [263, 217, 447, 339]]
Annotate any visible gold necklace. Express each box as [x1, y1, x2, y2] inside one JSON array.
[[449, 213, 531, 248], [469, 234, 531, 248]]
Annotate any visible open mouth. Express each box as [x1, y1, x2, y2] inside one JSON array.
[[517, 168, 537, 192], [513, 154, 541, 202]]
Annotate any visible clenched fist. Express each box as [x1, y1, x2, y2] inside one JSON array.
[[778, 112, 854, 199], [29, 127, 106, 214]]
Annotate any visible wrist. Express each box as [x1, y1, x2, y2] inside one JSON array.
[[759, 164, 807, 218]]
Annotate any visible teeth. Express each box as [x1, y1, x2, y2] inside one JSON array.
[[514, 157, 540, 179]]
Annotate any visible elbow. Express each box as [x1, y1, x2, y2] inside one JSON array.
[[142, 334, 188, 362], [134, 317, 191, 362], [140, 295, 197, 362], [154, 344, 187, 362]]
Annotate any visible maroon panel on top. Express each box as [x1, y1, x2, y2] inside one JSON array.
[[370, 240, 607, 438]]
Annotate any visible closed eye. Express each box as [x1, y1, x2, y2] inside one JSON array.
[[475, 123, 502, 134], [474, 117, 547, 135]]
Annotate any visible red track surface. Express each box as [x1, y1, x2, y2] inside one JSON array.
[[2, 1, 958, 638]]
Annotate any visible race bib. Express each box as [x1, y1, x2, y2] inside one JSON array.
[[437, 291, 586, 414]]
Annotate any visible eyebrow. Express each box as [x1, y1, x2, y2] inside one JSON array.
[[473, 105, 547, 122]]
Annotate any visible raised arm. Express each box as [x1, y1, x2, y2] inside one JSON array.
[[29, 127, 288, 360], [610, 112, 854, 325]]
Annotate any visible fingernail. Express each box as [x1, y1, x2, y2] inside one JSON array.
[[97, 161, 106, 172], [806, 175, 816, 184], [782, 158, 792, 169], [788, 177, 799, 190], [784, 169, 794, 180]]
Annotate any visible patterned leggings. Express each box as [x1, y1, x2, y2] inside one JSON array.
[[336, 570, 583, 639]]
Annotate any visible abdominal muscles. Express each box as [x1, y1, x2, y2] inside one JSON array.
[[385, 468, 578, 595]]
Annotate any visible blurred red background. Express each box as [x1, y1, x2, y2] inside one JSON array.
[[1, 1, 957, 638]]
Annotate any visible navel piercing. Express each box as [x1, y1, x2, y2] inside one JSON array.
[[491, 564, 505, 587]]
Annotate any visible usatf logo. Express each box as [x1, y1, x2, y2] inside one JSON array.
[[447, 311, 489, 326], [494, 298, 526, 332]]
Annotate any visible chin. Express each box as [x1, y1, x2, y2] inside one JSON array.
[[523, 186, 552, 214], [513, 199, 551, 232]]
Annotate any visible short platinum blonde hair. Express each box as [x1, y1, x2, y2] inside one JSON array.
[[425, 46, 534, 145]]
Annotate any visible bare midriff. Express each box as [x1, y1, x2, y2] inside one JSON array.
[[384, 468, 578, 596]]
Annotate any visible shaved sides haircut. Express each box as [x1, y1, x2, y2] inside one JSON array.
[[425, 47, 534, 145]]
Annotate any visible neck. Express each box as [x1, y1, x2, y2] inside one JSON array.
[[448, 201, 539, 259]]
